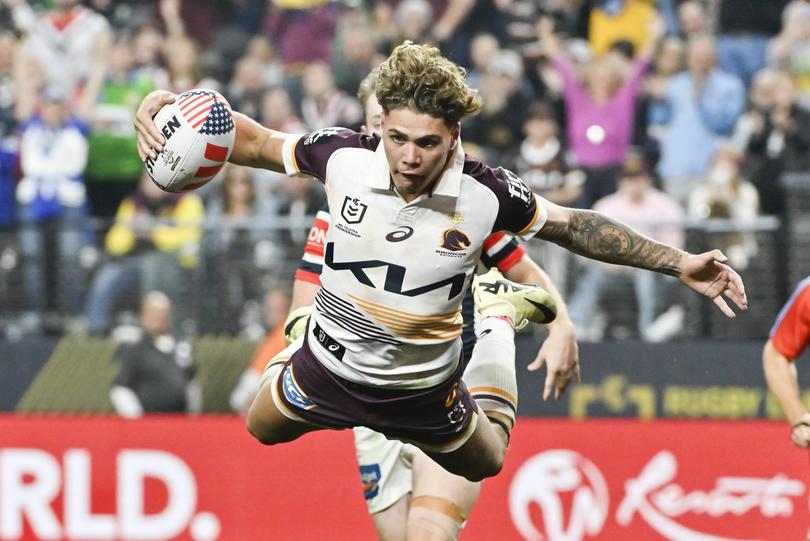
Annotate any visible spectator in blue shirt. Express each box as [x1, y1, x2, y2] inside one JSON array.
[[657, 34, 746, 206], [16, 85, 89, 322]]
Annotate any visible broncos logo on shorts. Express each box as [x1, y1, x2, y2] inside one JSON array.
[[359, 464, 382, 500], [445, 383, 466, 428], [282, 367, 316, 410]]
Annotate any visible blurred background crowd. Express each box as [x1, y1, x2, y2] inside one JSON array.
[[0, 0, 807, 343]]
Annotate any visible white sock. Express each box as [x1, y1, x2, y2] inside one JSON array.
[[463, 317, 517, 427]]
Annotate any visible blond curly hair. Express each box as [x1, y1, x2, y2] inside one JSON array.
[[376, 41, 483, 126], [357, 67, 380, 107]]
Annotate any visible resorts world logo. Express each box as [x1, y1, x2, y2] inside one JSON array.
[[510, 450, 609, 541], [509, 450, 805, 541]]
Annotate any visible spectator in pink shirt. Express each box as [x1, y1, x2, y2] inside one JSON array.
[[539, 16, 664, 208], [567, 150, 685, 341]]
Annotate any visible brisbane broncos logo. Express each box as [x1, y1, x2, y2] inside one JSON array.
[[440, 229, 470, 252]]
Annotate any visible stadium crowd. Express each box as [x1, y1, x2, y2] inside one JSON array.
[[0, 0, 806, 339]]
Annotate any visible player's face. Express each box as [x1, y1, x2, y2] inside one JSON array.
[[362, 94, 383, 136], [381, 107, 459, 202]]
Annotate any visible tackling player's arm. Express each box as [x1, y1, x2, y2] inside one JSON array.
[[291, 280, 319, 311], [536, 201, 748, 318], [764, 281, 810, 448], [283, 206, 330, 343], [133, 90, 289, 173], [763, 340, 810, 448], [283, 280, 318, 344], [503, 255, 579, 400]]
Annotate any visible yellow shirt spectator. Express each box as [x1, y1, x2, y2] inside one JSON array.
[[106, 192, 204, 268]]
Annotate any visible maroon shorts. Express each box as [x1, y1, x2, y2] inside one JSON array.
[[273, 338, 479, 453]]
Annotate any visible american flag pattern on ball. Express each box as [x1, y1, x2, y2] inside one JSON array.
[[182, 142, 230, 191], [200, 99, 235, 135], [145, 88, 235, 193], [175, 90, 233, 131]]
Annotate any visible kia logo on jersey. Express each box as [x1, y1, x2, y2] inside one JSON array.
[[341, 196, 368, 224], [440, 229, 470, 251], [385, 226, 414, 242]]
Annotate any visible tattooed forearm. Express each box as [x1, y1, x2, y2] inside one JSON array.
[[540, 210, 686, 276]]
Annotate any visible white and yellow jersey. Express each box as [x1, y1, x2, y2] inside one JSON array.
[[282, 128, 547, 389]]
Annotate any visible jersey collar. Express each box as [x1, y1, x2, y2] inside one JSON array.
[[369, 137, 465, 198]]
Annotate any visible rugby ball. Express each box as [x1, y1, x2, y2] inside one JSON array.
[[144, 89, 235, 192]]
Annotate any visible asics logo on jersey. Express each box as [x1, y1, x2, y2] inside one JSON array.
[[440, 229, 470, 251], [341, 196, 368, 224], [325, 242, 467, 300], [385, 226, 414, 242]]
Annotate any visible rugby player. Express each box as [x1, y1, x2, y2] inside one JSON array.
[[135, 42, 747, 483], [763, 276, 810, 449], [280, 68, 580, 540]]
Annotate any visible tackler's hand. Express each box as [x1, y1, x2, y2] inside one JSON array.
[[528, 319, 580, 400]]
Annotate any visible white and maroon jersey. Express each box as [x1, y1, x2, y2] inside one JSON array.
[[282, 128, 546, 388], [296, 205, 528, 365], [296, 207, 526, 285], [770, 277, 810, 360]]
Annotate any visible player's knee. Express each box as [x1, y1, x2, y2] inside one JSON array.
[[480, 453, 505, 480], [245, 415, 274, 445], [245, 409, 284, 446], [246, 362, 286, 445], [463, 450, 504, 482]]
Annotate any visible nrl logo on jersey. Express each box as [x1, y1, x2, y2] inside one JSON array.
[[341, 196, 368, 224], [303, 127, 342, 146]]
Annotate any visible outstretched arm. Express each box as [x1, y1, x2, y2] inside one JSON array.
[[536, 16, 563, 59], [228, 112, 288, 172], [536, 201, 747, 317], [638, 13, 665, 60], [133, 90, 290, 173]]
